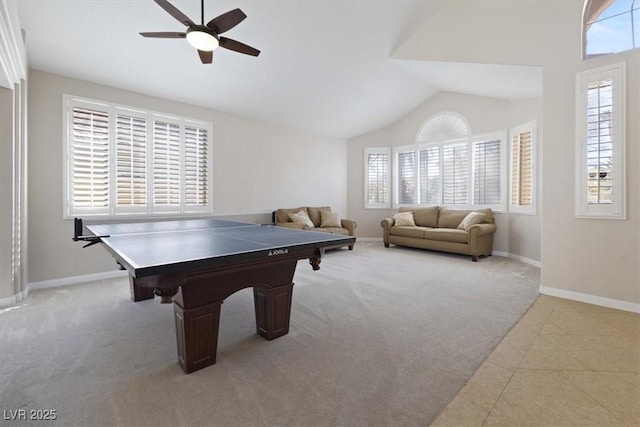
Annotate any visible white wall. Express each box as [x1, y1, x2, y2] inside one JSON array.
[[28, 70, 347, 283], [391, 0, 640, 308], [347, 91, 542, 262]]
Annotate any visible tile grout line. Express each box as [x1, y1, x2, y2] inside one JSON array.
[[479, 296, 555, 426]]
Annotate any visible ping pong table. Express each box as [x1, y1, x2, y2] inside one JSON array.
[[76, 218, 355, 374]]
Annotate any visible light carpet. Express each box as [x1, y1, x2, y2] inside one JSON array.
[[0, 243, 539, 426]]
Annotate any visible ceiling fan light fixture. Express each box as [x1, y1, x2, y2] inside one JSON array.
[[186, 27, 219, 51]]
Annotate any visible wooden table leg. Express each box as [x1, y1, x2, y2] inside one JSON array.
[[253, 283, 294, 340], [173, 300, 222, 374], [129, 275, 155, 302]]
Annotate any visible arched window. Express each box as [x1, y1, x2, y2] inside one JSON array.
[[415, 111, 471, 143], [583, 0, 639, 58]]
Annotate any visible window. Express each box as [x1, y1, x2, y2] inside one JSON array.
[[510, 121, 537, 214], [472, 137, 502, 205], [583, 0, 640, 58], [575, 63, 626, 219], [418, 146, 440, 204], [64, 95, 212, 218], [442, 142, 469, 205], [363, 147, 391, 208], [392, 132, 506, 210]]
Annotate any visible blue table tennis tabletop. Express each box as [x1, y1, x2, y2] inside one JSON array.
[[86, 219, 354, 278]]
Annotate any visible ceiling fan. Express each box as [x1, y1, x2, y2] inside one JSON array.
[[140, 0, 260, 64]]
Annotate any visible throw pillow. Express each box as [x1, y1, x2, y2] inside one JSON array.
[[320, 210, 342, 228], [457, 212, 486, 231], [393, 211, 415, 227], [289, 210, 314, 229]]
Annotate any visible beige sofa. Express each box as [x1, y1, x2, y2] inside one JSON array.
[[274, 206, 357, 250], [381, 207, 496, 261]]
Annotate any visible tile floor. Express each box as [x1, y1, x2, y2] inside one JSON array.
[[432, 295, 640, 426]]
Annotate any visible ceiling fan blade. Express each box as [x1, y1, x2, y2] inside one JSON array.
[[140, 32, 186, 38], [219, 37, 260, 57], [198, 50, 213, 64], [207, 8, 246, 34], [153, 0, 195, 27]]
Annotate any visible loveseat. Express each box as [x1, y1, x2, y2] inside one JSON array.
[[381, 207, 496, 261], [274, 206, 357, 250]]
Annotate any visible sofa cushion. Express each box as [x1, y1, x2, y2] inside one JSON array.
[[393, 211, 416, 226], [276, 207, 306, 224], [438, 209, 470, 229], [474, 208, 494, 224], [318, 227, 349, 235], [289, 210, 314, 229], [457, 212, 486, 231], [389, 226, 430, 238], [320, 210, 342, 227], [412, 207, 439, 227], [423, 228, 468, 244], [307, 206, 331, 228]]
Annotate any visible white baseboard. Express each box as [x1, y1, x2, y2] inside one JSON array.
[[356, 237, 383, 242], [0, 286, 30, 309], [29, 270, 128, 291], [492, 251, 541, 268], [540, 286, 640, 314]]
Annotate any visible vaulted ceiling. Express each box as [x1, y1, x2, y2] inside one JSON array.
[[15, 0, 542, 139]]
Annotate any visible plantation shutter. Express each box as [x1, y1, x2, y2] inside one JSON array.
[[365, 149, 389, 207], [116, 113, 147, 208], [184, 125, 209, 208], [153, 120, 181, 208], [442, 143, 468, 205], [70, 106, 110, 211], [419, 146, 440, 205], [586, 79, 614, 205], [473, 139, 501, 205], [511, 130, 533, 207], [397, 151, 416, 204], [576, 63, 624, 219]]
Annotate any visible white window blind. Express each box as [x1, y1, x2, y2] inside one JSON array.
[[472, 139, 501, 205], [392, 132, 506, 210], [116, 113, 147, 209], [153, 120, 181, 209], [442, 143, 468, 205], [184, 125, 209, 209], [587, 80, 613, 204], [419, 146, 440, 205], [364, 148, 390, 208], [70, 105, 110, 213], [575, 63, 625, 219], [510, 121, 536, 214], [64, 95, 213, 218], [397, 150, 416, 205]]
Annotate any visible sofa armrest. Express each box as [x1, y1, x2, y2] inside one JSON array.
[[468, 223, 496, 237], [340, 218, 357, 236], [468, 223, 497, 259], [380, 218, 395, 247], [276, 222, 310, 231]]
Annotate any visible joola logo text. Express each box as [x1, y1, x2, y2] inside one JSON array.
[[268, 248, 289, 256]]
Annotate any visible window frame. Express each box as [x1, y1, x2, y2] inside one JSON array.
[[470, 131, 508, 212], [363, 147, 391, 209], [574, 62, 626, 219], [391, 131, 507, 211], [509, 120, 537, 215], [63, 94, 213, 219], [582, 0, 640, 59]]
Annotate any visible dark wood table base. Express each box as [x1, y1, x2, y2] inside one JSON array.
[[129, 253, 319, 373]]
